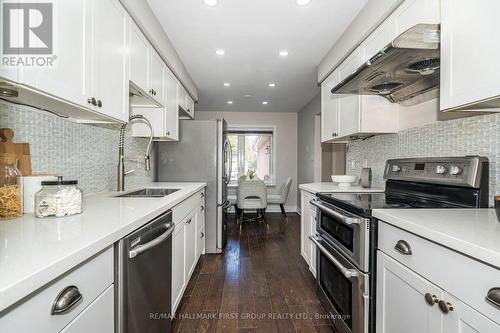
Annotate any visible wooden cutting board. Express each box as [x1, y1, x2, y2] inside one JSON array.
[[0, 128, 32, 176]]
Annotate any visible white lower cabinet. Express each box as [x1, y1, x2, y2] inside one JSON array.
[[171, 189, 206, 315], [0, 247, 114, 333], [300, 189, 318, 276], [171, 217, 186, 316], [61, 285, 114, 333], [377, 252, 443, 333], [377, 222, 500, 333]]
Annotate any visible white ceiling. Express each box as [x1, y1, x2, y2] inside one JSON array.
[[147, 0, 368, 112]]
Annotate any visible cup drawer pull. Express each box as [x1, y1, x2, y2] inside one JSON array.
[[394, 240, 413, 255], [51, 286, 82, 315], [486, 288, 500, 309]]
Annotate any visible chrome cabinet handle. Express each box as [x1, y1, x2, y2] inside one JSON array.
[[87, 97, 97, 106], [424, 293, 439, 306], [129, 224, 174, 258], [438, 300, 454, 314], [310, 200, 361, 225], [201, 205, 204, 212], [200, 231, 204, 238], [201, 192, 205, 198], [394, 240, 413, 255], [97, 100, 102, 108], [166, 131, 170, 136], [51, 286, 82, 315], [309, 235, 359, 279], [186, 218, 192, 224], [486, 288, 500, 309]]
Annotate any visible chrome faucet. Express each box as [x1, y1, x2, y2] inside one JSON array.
[[117, 115, 153, 191]]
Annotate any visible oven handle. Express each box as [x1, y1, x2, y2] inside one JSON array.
[[309, 235, 359, 279], [310, 200, 361, 225]]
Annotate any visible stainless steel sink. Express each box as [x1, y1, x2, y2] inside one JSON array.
[[115, 188, 180, 198]]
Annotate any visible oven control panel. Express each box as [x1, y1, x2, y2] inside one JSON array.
[[384, 157, 487, 188]]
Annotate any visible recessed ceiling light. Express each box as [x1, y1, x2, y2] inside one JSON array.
[[215, 49, 225, 55], [268, 83, 276, 87], [223, 82, 230, 87], [243, 94, 253, 98], [203, 0, 218, 6], [279, 50, 289, 57], [227, 100, 233, 104], [296, 0, 311, 5], [262, 101, 268, 105]]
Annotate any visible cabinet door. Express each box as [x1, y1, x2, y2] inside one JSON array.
[[300, 192, 311, 263], [442, 293, 500, 333], [440, 0, 500, 111], [60, 285, 114, 333], [184, 212, 197, 279], [377, 251, 443, 333], [362, 16, 397, 61], [20, 0, 88, 107], [186, 95, 195, 118], [172, 221, 186, 315], [163, 68, 179, 140], [149, 50, 164, 105], [337, 49, 362, 138], [394, 0, 440, 35], [308, 205, 317, 277], [196, 203, 205, 259], [131, 106, 164, 137], [320, 71, 340, 142], [129, 19, 150, 94], [91, 0, 129, 122]]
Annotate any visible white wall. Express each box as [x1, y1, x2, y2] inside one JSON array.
[[196, 111, 298, 211]]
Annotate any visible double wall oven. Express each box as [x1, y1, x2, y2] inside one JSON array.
[[310, 156, 489, 333]]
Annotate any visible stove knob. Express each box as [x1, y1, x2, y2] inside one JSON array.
[[449, 166, 462, 175], [435, 165, 447, 174], [392, 165, 401, 173]]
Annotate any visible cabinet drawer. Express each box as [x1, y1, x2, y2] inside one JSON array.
[[0, 247, 113, 333], [61, 285, 114, 333], [379, 222, 500, 324], [172, 189, 204, 224]]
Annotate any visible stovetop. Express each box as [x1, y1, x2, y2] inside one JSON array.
[[316, 192, 468, 217]]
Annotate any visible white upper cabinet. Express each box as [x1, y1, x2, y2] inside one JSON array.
[[163, 68, 180, 140], [440, 0, 500, 112], [19, 0, 88, 107], [129, 21, 150, 94], [321, 70, 340, 142], [90, 0, 129, 122], [132, 67, 179, 140], [149, 50, 165, 105], [128, 19, 163, 107], [90, 0, 129, 123]]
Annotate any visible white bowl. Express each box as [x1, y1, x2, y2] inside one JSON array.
[[332, 175, 358, 188]]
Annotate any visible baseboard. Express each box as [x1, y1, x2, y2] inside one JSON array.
[[228, 205, 297, 213]]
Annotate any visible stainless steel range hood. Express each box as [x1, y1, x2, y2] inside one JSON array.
[[331, 24, 440, 104]]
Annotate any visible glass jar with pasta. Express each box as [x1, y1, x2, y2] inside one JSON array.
[[0, 153, 23, 220]]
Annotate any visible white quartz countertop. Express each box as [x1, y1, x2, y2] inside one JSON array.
[[373, 209, 500, 269], [0, 182, 206, 313], [299, 182, 384, 194]]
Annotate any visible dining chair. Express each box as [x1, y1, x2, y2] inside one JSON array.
[[236, 178, 268, 232], [267, 177, 292, 221]]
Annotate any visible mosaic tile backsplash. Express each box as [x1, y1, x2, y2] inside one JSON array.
[[346, 113, 500, 206], [0, 102, 154, 194]]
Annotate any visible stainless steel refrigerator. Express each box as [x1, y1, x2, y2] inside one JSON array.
[[156, 119, 231, 253]]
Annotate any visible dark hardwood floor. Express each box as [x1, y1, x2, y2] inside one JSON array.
[[172, 212, 336, 333]]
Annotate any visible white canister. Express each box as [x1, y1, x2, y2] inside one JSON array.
[[22, 175, 58, 213]]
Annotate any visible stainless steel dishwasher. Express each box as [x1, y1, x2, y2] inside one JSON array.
[[116, 210, 174, 333]]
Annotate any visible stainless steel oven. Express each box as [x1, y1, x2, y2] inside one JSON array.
[[311, 199, 370, 272], [309, 235, 369, 333]]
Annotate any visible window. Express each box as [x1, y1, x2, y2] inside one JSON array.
[[227, 128, 275, 185]]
